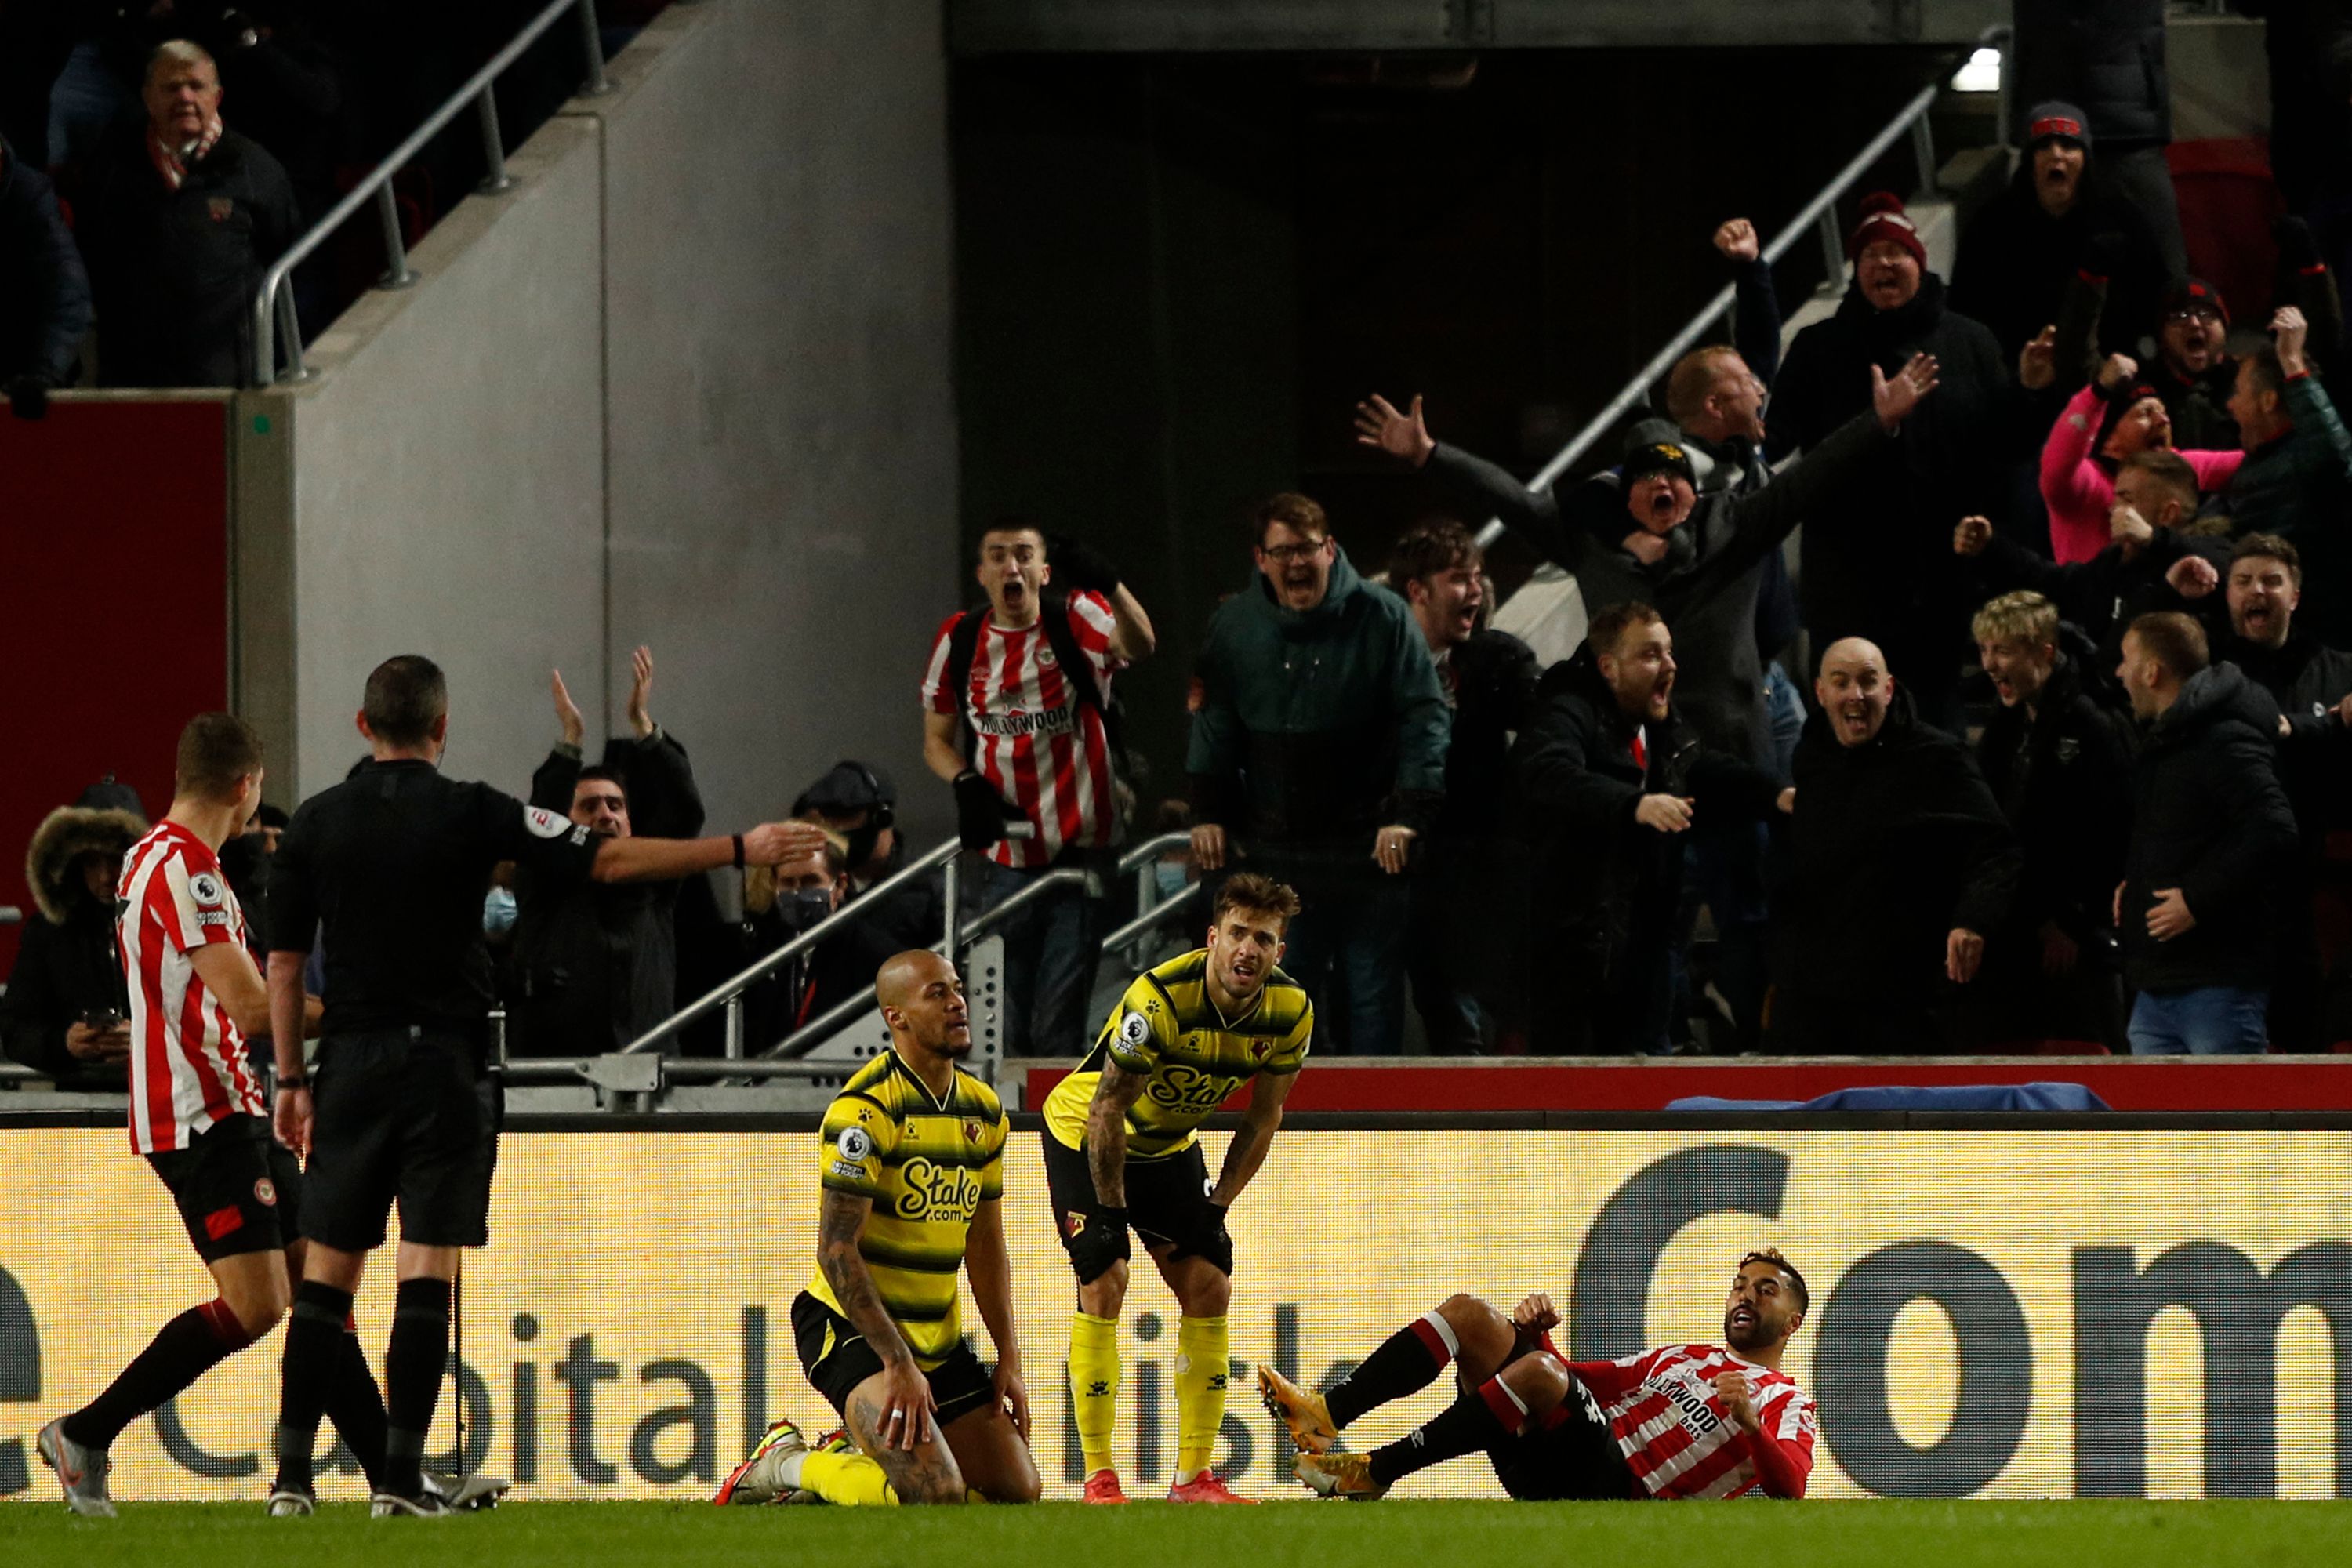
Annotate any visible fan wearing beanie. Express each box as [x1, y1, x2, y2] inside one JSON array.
[[1765, 191, 2011, 731], [2037, 347, 2246, 564], [1949, 100, 2166, 366]]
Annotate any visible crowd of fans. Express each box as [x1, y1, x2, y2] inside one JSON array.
[[16, 14, 2352, 1065], [0, 0, 666, 400]]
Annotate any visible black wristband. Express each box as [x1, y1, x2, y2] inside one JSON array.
[[731, 833, 746, 869], [277, 1071, 307, 1090]]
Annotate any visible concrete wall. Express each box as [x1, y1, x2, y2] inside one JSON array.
[[238, 0, 958, 833], [601, 0, 958, 839]]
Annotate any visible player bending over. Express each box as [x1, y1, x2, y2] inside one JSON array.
[[1040, 873, 1311, 1503], [715, 951, 1040, 1506], [1262, 1249, 1814, 1501]]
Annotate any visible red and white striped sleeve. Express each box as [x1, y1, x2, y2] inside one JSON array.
[[1745, 1382, 1817, 1497], [1560, 1345, 1655, 1403], [153, 849, 240, 953], [920, 611, 967, 715], [1067, 590, 1120, 666]]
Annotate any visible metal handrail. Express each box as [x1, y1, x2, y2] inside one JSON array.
[[1472, 24, 2010, 553], [620, 834, 964, 1055], [249, 0, 608, 387]]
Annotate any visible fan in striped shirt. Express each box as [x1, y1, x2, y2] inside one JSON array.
[[1265, 1248, 1817, 1502]]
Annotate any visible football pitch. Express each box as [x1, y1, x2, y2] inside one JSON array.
[[4, 1499, 2349, 1568]]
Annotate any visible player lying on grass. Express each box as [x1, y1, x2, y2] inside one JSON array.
[[714, 951, 1040, 1506], [1261, 1249, 1815, 1501]]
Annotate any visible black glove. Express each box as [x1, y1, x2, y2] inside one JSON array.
[[1069, 1205, 1131, 1284], [954, 769, 1016, 851], [6, 376, 49, 421], [1192, 1203, 1236, 1277], [1047, 533, 1123, 596], [2078, 230, 2132, 283], [2276, 214, 2324, 273]]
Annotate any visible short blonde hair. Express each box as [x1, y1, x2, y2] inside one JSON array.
[[1971, 590, 2058, 650], [1664, 346, 1744, 426]]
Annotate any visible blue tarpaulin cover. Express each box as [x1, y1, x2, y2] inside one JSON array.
[[1664, 1082, 2113, 1112]]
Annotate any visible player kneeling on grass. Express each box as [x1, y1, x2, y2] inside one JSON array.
[[1040, 873, 1312, 1504], [1263, 1249, 1815, 1501], [715, 951, 1040, 1506]]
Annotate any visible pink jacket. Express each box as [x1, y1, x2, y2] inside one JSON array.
[[2039, 383, 2244, 563]]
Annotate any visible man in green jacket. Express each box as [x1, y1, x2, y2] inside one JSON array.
[[1187, 493, 1450, 1055], [2222, 305, 2352, 644]]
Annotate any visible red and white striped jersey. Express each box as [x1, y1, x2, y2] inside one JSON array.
[[1562, 1342, 1816, 1499], [922, 593, 1122, 868], [116, 822, 266, 1154]]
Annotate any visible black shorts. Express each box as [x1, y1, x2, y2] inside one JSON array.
[[147, 1113, 303, 1263], [789, 1291, 996, 1427], [302, 1027, 500, 1252], [1041, 1134, 1227, 1278], [1479, 1332, 1640, 1501]]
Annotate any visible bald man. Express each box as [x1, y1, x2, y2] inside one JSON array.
[[1768, 639, 2020, 1053], [715, 951, 1040, 1507]]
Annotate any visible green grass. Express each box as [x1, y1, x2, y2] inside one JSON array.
[[4, 1500, 2351, 1568]]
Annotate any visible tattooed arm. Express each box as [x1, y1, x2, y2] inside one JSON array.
[[818, 1186, 935, 1446], [1083, 1062, 1151, 1207]]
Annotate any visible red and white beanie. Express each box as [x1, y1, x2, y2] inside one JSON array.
[[1846, 191, 1927, 271]]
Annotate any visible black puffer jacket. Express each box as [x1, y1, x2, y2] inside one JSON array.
[[0, 136, 91, 387], [1950, 164, 2167, 365], [0, 806, 142, 1087], [1434, 628, 1540, 840], [1975, 635, 2136, 946], [1509, 648, 1781, 985], [2012, 0, 2171, 151], [1766, 276, 2016, 677], [2118, 662, 2301, 992], [2213, 631, 2352, 843], [1772, 687, 2021, 1005]]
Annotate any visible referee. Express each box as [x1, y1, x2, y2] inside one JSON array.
[[266, 655, 824, 1516]]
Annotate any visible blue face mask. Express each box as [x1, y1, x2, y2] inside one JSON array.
[[483, 885, 517, 937], [1153, 861, 1189, 902]]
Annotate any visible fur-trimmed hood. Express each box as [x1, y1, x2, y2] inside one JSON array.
[[24, 806, 146, 925]]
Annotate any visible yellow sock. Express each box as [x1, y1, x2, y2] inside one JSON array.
[[1174, 1314, 1229, 1481], [1069, 1311, 1122, 1475], [798, 1449, 898, 1507]]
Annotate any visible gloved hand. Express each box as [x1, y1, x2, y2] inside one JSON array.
[[1192, 1203, 1235, 1276], [1069, 1206, 1131, 1284], [6, 375, 50, 421], [1047, 533, 1123, 596], [954, 769, 1018, 851], [2078, 230, 2131, 283], [2275, 214, 2324, 273]]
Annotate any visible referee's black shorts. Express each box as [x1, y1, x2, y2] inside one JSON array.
[[789, 1291, 996, 1428], [1040, 1134, 1229, 1279], [147, 1112, 304, 1263], [1479, 1330, 1640, 1501], [301, 1026, 500, 1251]]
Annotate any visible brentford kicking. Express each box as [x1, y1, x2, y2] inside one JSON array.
[[1038, 873, 1312, 1503], [1264, 1249, 1816, 1501]]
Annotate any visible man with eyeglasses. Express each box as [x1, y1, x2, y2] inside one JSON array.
[[1187, 492, 1450, 1055]]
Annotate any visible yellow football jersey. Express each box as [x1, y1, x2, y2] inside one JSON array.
[[1042, 948, 1312, 1160], [805, 1050, 1008, 1370]]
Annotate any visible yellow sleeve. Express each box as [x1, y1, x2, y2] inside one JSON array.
[[817, 1092, 895, 1200], [1265, 1000, 1313, 1075], [1102, 974, 1176, 1076]]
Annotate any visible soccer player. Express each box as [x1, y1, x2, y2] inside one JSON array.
[[34, 715, 360, 1517], [268, 656, 824, 1515], [715, 950, 1039, 1506], [1040, 872, 1312, 1504], [1261, 1249, 1814, 1501]]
